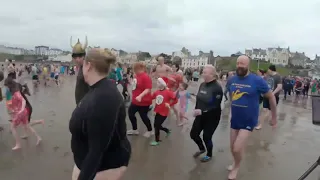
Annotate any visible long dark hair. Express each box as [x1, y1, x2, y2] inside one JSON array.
[[4, 77, 19, 94], [173, 63, 180, 72]]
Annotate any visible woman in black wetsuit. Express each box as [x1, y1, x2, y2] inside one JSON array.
[[190, 65, 223, 162], [69, 48, 131, 180]]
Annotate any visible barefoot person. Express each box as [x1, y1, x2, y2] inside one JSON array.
[[226, 56, 277, 179], [5, 78, 42, 150], [154, 56, 172, 83], [256, 65, 282, 130], [70, 36, 89, 105]]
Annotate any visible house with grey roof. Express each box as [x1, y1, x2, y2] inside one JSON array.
[[244, 48, 267, 60], [180, 50, 212, 68], [266, 46, 290, 66], [289, 51, 309, 68], [314, 54, 320, 67]]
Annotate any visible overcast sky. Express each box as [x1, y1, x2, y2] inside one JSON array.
[[0, 0, 320, 57]]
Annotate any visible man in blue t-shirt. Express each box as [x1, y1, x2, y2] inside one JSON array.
[[226, 55, 277, 180]]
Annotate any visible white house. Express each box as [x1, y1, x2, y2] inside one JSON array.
[[182, 56, 208, 68], [119, 53, 138, 64], [48, 48, 63, 56], [0, 45, 24, 55], [35, 46, 49, 55], [245, 48, 267, 60], [266, 47, 290, 66]]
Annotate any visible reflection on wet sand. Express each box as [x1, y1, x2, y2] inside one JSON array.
[[0, 76, 319, 180]]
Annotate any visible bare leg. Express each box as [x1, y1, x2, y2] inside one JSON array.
[[228, 129, 251, 180], [21, 120, 44, 139], [172, 105, 180, 125], [255, 109, 269, 130], [23, 124, 42, 145], [228, 129, 239, 171], [11, 123, 21, 150], [29, 119, 45, 127]]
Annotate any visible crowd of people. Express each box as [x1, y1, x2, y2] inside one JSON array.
[[0, 41, 318, 179]]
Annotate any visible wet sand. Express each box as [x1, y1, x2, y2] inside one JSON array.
[[0, 75, 319, 180]]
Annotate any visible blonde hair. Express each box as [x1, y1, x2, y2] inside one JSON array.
[[85, 48, 116, 74], [133, 62, 146, 73]]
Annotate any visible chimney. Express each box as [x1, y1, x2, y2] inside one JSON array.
[[303, 52, 305, 55]]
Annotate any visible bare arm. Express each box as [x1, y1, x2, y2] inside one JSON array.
[[19, 94, 26, 114], [139, 89, 151, 98], [273, 83, 283, 95]]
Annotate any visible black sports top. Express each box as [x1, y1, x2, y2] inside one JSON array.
[[69, 78, 131, 180], [195, 79, 223, 112], [75, 67, 90, 105]]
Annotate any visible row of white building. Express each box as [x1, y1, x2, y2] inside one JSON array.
[[0, 45, 64, 56], [107, 48, 212, 69], [244, 47, 320, 68]]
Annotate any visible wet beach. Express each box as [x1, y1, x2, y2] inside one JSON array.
[[0, 75, 319, 180]]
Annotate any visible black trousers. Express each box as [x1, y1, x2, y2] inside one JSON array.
[[303, 87, 309, 96], [128, 104, 152, 131], [122, 82, 129, 99], [223, 89, 228, 100], [190, 109, 221, 157], [283, 88, 291, 99], [154, 114, 169, 142]]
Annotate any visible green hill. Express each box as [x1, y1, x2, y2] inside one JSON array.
[[216, 57, 292, 75]]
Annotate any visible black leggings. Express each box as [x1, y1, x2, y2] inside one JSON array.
[[154, 114, 169, 142], [128, 104, 152, 131], [223, 89, 228, 100], [190, 109, 221, 157], [122, 82, 128, 99]]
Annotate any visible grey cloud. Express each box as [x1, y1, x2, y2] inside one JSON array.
[[0, 0, 319, 56]]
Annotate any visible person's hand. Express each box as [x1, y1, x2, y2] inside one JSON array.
[[135, 95, 142, 102], [165, 103, 170, 108], [193, 109, 202, 117]]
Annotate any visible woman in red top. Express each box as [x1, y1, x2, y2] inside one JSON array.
[[150, 78, 177, 146], [5, 78, 42, 150], [127, 62, 153, 137], [167, 63, 184, 125]]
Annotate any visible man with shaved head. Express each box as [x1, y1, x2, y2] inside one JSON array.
[[155, 56, 172, 83], [226, 55, 277, 179]]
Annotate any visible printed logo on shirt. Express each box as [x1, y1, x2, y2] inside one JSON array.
[[246, 126, 252, 130], [266, 77, 274, 90], [216, 95, 221, 100], [155, 95, 164, 105], [132, 78, 137, 90], [199, 90, 207, 94]]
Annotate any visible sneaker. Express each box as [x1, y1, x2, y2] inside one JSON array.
[[150, 141, 160, 146], [166, 130, 171, 137], [127, 129, 139, 135], [193, 150, 206, 158], [200, 156, 212, 162], [143, 131, 153, 138]]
